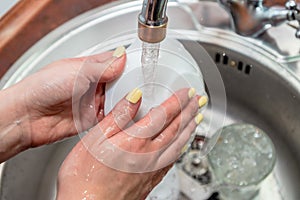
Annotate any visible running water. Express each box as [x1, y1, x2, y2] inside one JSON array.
[[141, 42, 160, 96]]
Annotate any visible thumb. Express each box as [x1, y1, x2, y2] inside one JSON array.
[[75, 46, 126, 83]]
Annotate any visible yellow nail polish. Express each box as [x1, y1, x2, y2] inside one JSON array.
[[113, 46, 126, 58], [181, 144, 189, 154], [126, 88, 142, 104], [195, 113, 204, 124], [188, 88, 196, 99], [198, 96, 208, 108]]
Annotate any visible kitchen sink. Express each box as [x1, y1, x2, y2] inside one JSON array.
[[0, 0, 299, 199]]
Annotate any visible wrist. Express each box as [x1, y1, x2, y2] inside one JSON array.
[[57, 178, 104, 200]]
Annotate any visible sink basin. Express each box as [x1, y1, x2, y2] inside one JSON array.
[[0, 1, 300, 199]]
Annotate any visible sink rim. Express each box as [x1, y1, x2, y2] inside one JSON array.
[[0, 0, 299, 90]]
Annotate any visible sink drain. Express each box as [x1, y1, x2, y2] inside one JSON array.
[[215, 52, 253, 75]]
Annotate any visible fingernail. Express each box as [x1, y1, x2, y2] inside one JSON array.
[[126, 88, 142, 104], [113, 46, 126, 58], [195, 113, 204, 124], [198, 96, 208, 108], [181, 144, 189, 154], [188, 88, 196, 99]]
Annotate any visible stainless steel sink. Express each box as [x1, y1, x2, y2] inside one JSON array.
[[0, 0, 300, 199]]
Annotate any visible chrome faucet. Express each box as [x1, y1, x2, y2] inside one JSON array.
[[138, 0, 300, 40], [218, 0, 300, 37], [138, 0, 168, 43]]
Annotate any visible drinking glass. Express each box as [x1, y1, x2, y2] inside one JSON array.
[[207, 123, 276, 200]]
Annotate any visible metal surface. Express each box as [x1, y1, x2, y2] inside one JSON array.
[[218, 0, 300, 37], [138, 0, 168, 26], [0, 0, 300, 200], [138, 0, 168, 43], [138, 21, 167, 43]]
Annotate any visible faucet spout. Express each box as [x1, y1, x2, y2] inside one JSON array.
[[138, 0, 168, 43]]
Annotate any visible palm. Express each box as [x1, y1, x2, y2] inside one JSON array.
[[17, 51, 126, 147]]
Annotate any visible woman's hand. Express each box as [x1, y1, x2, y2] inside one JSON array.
[[0, 47, 126, 162], [57, 88, 206, 200]]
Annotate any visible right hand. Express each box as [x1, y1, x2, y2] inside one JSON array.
[[57, 88, 205, 200]]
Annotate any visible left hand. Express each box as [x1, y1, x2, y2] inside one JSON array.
[[0, 47, 126, 161]]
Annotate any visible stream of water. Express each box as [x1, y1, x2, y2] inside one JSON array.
[[141, 42, 160, 96]]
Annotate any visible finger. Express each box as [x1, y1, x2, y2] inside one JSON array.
[[124, 88, 196, 139], [80, 88, 142, 150], [78, 51, 117, 63], [156, 114, 204, 167], [152, 95, 206, 148], [96, 88, 143, 138], [72, 46, 127, 83], [95, 83, 105, 121]]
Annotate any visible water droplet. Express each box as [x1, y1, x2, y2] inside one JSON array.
[[78, 146, 83, 152], [14, 120, 21, 125], [105, 143, 115, 152], [268, 153, 273, 159], [226, 173, 232, 179], [73, 169, 78, 176], [216, 158, 223, 166], [232, 163, 238, 169], [90, 165, 95, 173], [239, 181, 248, 186], [253, 130, 261, 138]]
